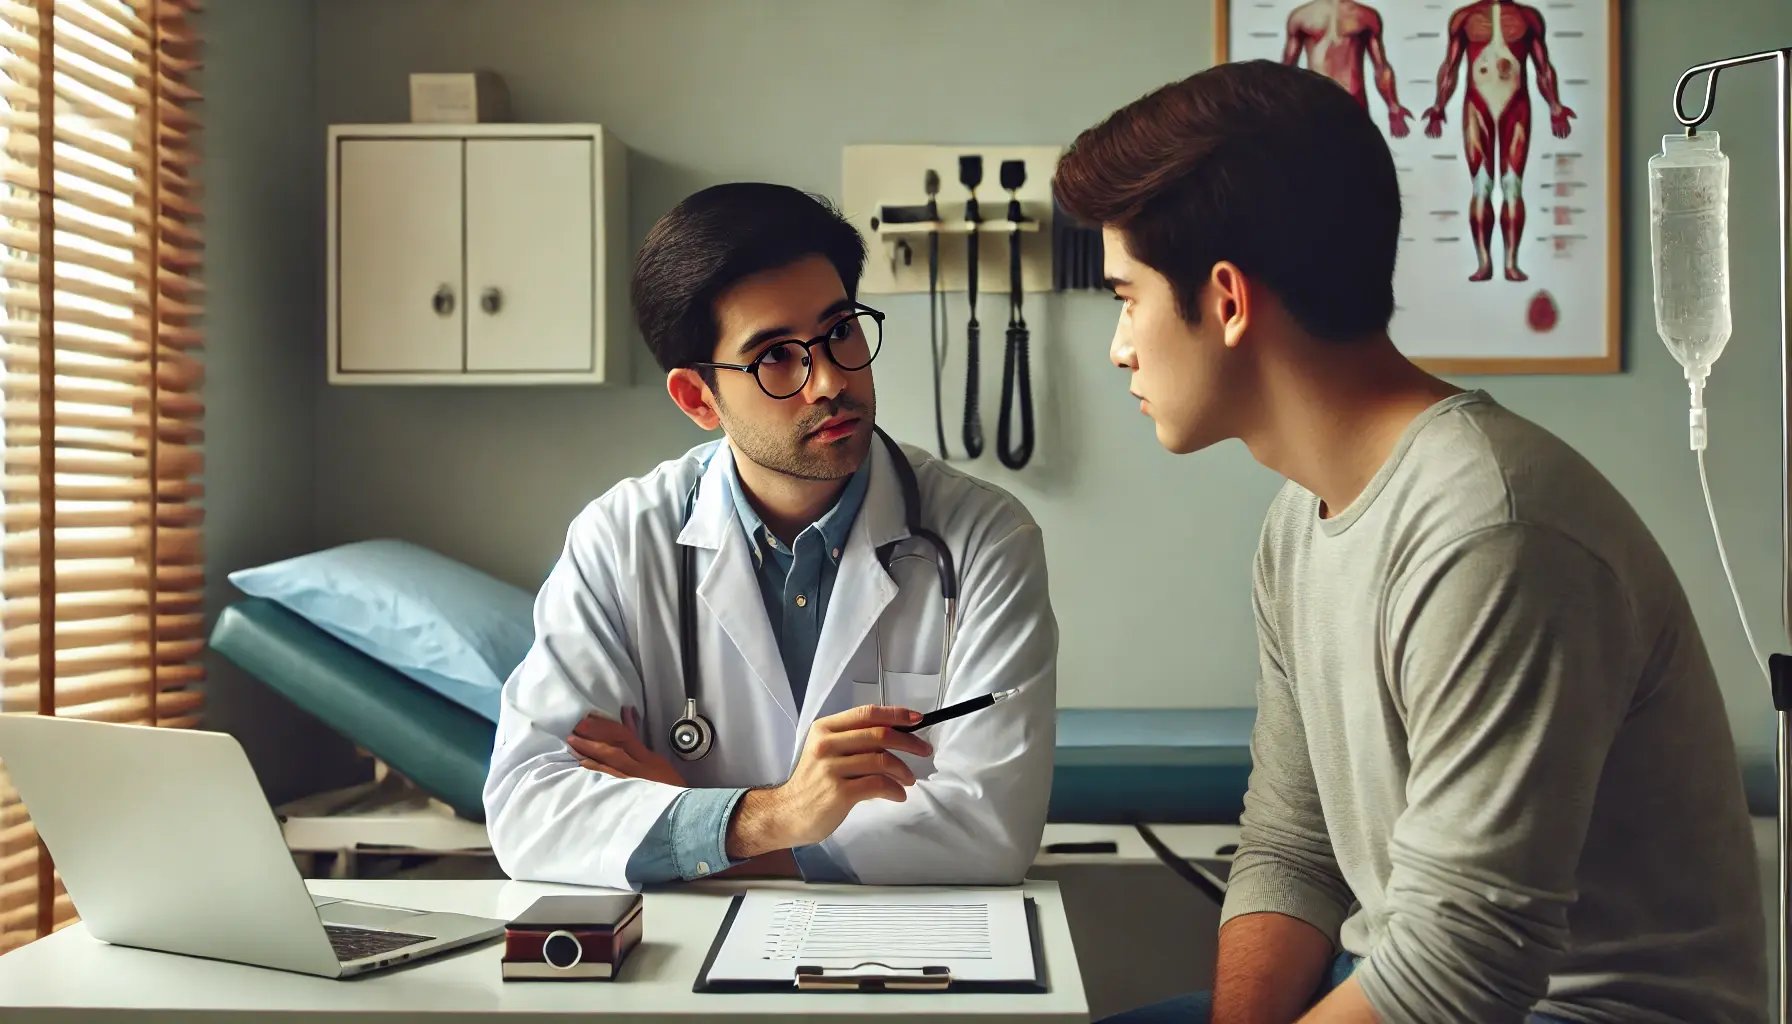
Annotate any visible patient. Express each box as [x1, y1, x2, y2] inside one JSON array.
[[1055, 62, 1766, 1023], [482, 183, 1057, 891]]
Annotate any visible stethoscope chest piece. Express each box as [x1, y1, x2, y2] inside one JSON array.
[[668, 697, 714, 761]]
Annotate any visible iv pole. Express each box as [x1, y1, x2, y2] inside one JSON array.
[[1669, 46, 1792, 1022]]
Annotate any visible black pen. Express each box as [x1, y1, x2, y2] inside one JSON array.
[[894, 687, 1021, 733]]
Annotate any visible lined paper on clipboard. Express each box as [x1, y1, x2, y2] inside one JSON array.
[[707, 889, 1036, 984]]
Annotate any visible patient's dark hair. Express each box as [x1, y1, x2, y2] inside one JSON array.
[[632, 183, 867, 374], [1052, 60, 1400, 341]]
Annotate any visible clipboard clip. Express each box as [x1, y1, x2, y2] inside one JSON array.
[[794, 962, 953, 991]]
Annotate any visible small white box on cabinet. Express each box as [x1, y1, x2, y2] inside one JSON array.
[[327, 123, 631, 386], [408, 71, 509, 123]]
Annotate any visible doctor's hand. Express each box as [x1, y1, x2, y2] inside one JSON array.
[[724, 705, 933, 859], [566, 707, 688, 788]]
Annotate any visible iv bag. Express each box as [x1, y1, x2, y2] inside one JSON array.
[[1649, 132, 1732, 381]]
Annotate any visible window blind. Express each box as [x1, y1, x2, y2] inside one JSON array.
[[0, 0, 203, 954]]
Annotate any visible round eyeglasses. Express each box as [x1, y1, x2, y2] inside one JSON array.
[[692, 305, 884, 400]]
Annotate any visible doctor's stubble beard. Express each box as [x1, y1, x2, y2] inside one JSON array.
[[719, 390, 875, 483]]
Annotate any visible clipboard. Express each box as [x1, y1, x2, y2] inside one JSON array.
[[692, 894, 1049, 994]]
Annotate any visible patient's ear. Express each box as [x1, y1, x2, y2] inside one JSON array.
[[1210, 261, 1250, 351], [667, 369, 721, 431]]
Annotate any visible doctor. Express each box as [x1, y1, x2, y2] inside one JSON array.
[[484, 183, 1058, 891]]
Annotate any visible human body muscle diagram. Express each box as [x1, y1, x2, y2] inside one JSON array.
[[1420, 0, 1575, 282], [1281, 0, 1414, 137], [1228, 0, 1613, 366]]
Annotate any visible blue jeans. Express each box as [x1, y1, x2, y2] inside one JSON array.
[[1099, 953, 1574, 1023]]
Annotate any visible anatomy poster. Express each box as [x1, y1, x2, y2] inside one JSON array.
[[1218, 0, 1618, 373]]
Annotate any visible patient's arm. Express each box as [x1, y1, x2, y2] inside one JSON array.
[[1348, 527, 1632, 1020], [1215, 550, 1352, 1022]]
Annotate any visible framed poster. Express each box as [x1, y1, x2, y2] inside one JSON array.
[[1216, 0, 1620, 374]]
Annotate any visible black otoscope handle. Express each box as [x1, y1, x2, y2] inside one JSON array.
[[961, 203, 984, 459], [997, 221, 1034, 469]]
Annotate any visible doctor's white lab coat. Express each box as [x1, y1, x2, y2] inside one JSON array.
[[482, 438, 1058, 890]]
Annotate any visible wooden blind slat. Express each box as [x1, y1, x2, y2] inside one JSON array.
[[0, 0, 39, 28], [0, 818, 34, 853], [1, 373, 198, 405], [156, 216, 198, 247], [3, 527, 200, 564], [5, 430, 145, 457], [3, 609, 204, 656], [0, 445, 201, 480], [1, 550, 202, 599], [59, 692, 199, 725], [8, 505, 204, 532], [1, 414, 199, 448], [1, 663, 200, 711], [40, 143, 143, 201], [51, 24, 138, 83], [0, 309, 158, 350], [1, 526, 199, 562], [4, 660, 203, 695], [2, 893, 72, 933], [1, 891, 70, 933], [54, 3, 145, 58], [0, 318, 154, 360], [0, 222, 149, 281], [2, 258, 143, 312], [5, 638, 206, 684], [1, 589, 204, 627], [4, 390, 202, 422], [0, 197, 142, 253], [3, 344, 204, 389], [0, 843, 35, 885], [84, 1, 146, 42]]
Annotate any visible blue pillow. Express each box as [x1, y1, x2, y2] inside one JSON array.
[[227, 540, 534, 722]]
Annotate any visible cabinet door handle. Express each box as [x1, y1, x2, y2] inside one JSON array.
[[432, 285, 456, 317], [480, 287, 503, 315]]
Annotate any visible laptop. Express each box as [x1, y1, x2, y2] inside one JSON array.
[[0, 714, 504, 977]]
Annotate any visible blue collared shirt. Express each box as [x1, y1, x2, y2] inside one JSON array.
[[624, 453, 871, 886], [725, 456, 871, 709]]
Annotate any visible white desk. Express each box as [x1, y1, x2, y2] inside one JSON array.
[[0, 878, 1087, 1023]]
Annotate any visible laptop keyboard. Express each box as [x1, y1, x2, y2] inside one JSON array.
[[326, 924, 432, 962]]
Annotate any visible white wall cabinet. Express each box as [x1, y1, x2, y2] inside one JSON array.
[[327, 124, 629, 385]]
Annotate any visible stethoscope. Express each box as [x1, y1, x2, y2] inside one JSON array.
[[668, 427, 959, 762]]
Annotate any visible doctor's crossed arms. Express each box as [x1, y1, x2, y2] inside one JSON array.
[[567, 703, 934, 849]]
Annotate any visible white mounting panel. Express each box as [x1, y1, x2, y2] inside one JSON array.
[[842, 144, 1063, 295]]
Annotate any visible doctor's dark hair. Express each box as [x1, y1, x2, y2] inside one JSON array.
[[631, 183, 868, 374], [1052, 60, 1400, 341]]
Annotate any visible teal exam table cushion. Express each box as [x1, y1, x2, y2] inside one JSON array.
[[210, 598, 496, 823], [209, 597, 1258, 825], [1050, 708, 1256, 824]]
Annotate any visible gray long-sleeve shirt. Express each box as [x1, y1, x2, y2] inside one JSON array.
[[1222, 391, 1765, 1023]]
